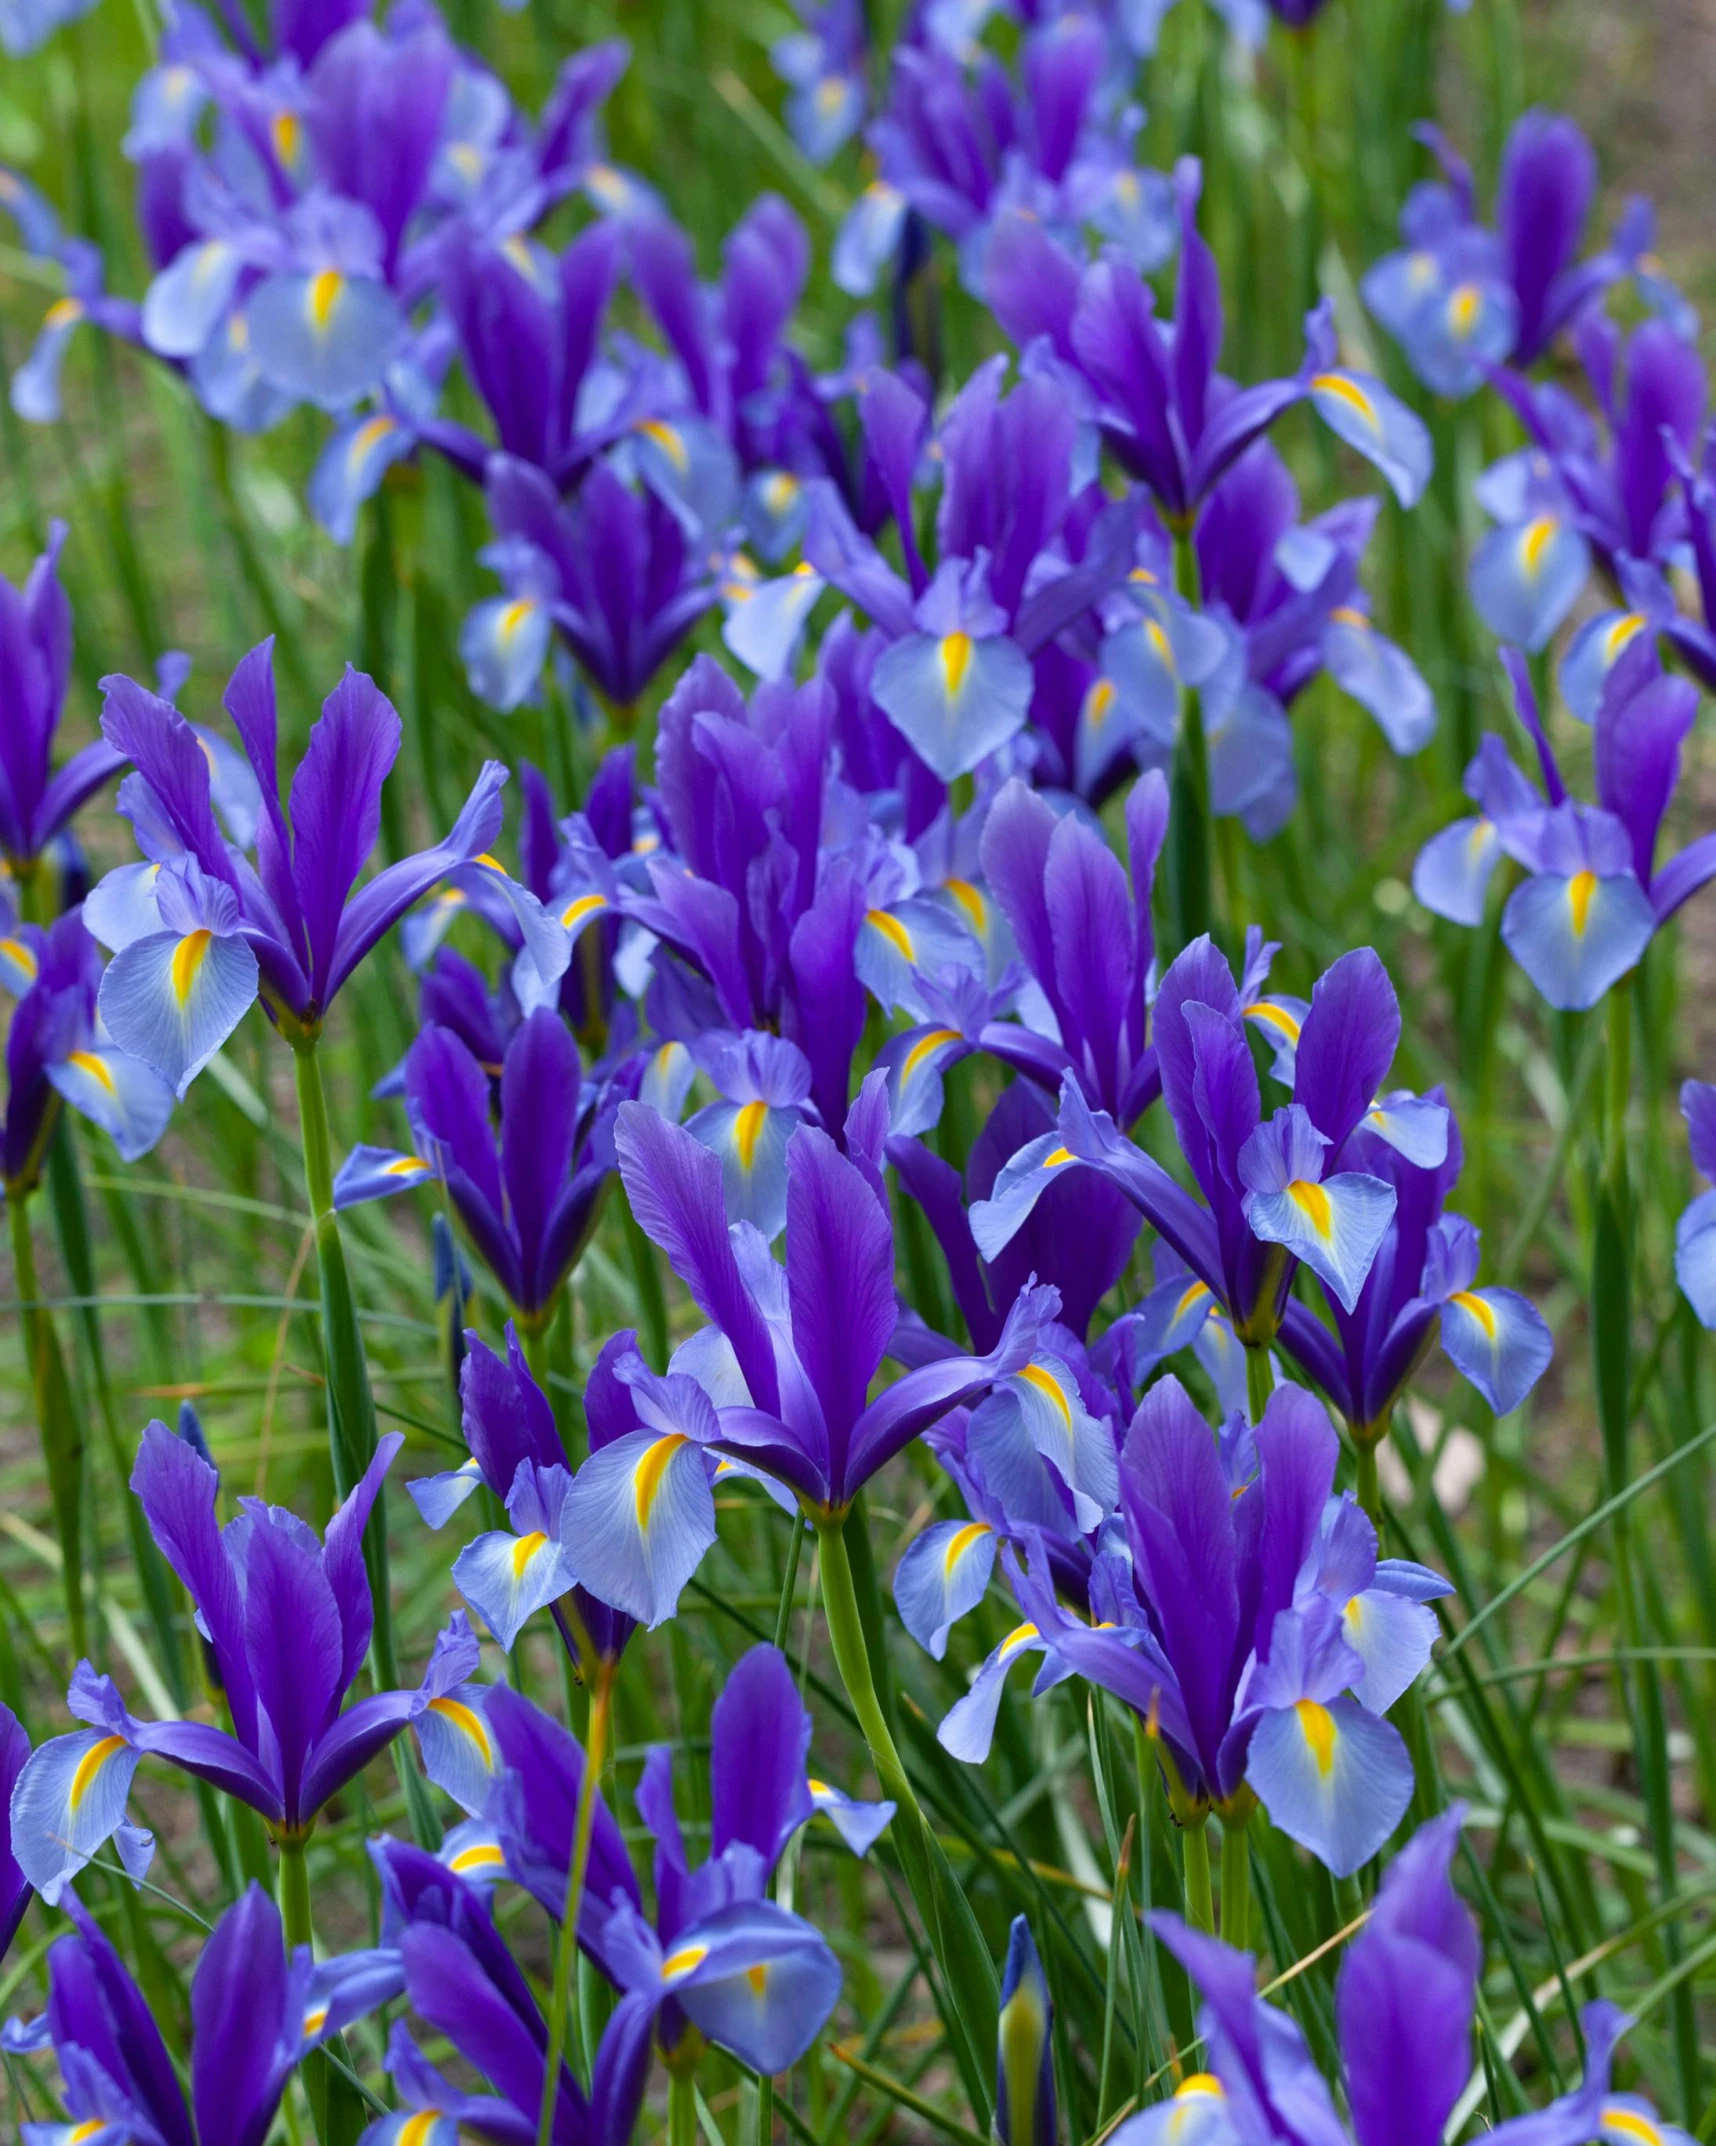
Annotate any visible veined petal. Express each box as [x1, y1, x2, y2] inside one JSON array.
[[333, 1144, 435, 1207], [1245, 1170, 1396, 1314], [1245, 1694, 1413, 1877], [1412, 814, 1505, 928], [46, 1043, 174, 1162], [939, 1619, 1052, 1764], [1469, 514, 1589, 652], [141, 238, 243, 359], [1678, 1187, 1716, 1329], [871, 630, 1035, 782], [969, 1130, 1086, 1262], [877, 1022, 972, 1139], [1305, 369, 1431, 506], [1322, 612, 1436, 755], [561, 1426, 717, 1627], [1339, 1587, 1439, 1714], [96, 925, 258, 1097], [309, 409, 415, 547], [436, 1817, 509, 1890], [722, 564, 825, 682], [805, 1776, 895, 1857], [894, 1518, 997, 1661], [1357, 1091, 1449, 1169], [460, 593, 552, 713], [246, 270, 405, 411], [406, 1457, 486, 1530], [1502, 867, 1655, 1010], [686, 1096, 797, 1240], [1438, 1285, 1553, 1414], [855, 899, 983, 1018], [451, 1525, 575, 1652], [832, 180, 907, 298], [664, 1901, 842, 2074], [1562, 607, 1653, 725], [9, 1724, 140, 1904], [412, 1690, 499, 1817], [1007, 1357, 1120, 1531]]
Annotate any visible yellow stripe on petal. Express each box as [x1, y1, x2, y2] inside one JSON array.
[[734, 1099, 768, 1170], [384, 1155, 428, 1177], [0, 936, 38, 980], [450, 1841, 506, 1874], [561, 892, 607, 929], [68, 2125, 107, 2145], [637, 419, 689, 473], [498, 598, 537, 641], [272, 110, 300, 167], [1311, 373, 1378, 430], [1286, 1180, 1332, 1237], [1174, 1280, 1210, 1320], [745, 1962, 768, 1995], [635, 1434, 689, 1527], [999, 1620, 1040, 1660], [1520, 515, 1559, 576], [943, 876, 987, 933], [1042, 1145, 1074, 1169], [399, 2112, 441, 2146], [943, 1520, 992, 1575], [1146, 618, 1174, 672], [806, 1776, 830, 1797], [940, 631, 974, 696], [65, 1049, 116, 1093], [1602, 2108, 1663, 2146], [1084, 677, 1117, 727], [70, 1734, 126, 1810], [171, 929, 213, 1004], [1295, 1700, 1337, 1776], [1328, 605, 1370, 631], [1019, 1361, 1072, 1426], [308, 268, 343, 332], [1605, 612, 1648, 662], [1243, 1001, 1302, 1042], [1450, 1289, 1497, 1339], [348, 413, 396, 471], [510, 1531, 548, 1577], [903, 1026, 961, 1081], [662, 1942, 708, 1981], [1176, 2075, 1225, 2100], [45, 296, 84, 330], [1568, 868, 1597, 936], [427, 1696, 493, 1768], [1447, 282, 1481, 335], [866, 908, 915, 960]]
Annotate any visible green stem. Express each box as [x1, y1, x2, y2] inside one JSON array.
[[536, 1662, 614, 2146], [10, 1191, 86, 1660], [669, 2069, 698, 2146], [1244, 1344, 1272, 1427], [1219, 1809, 1251, 1950], [1166, 527, 1213, 960], [278, 1830, 313, 1949], [1181, 1821, 1214, 1935]]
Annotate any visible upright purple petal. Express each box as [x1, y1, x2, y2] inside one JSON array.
[[710, 1644, 815, 1873], [191, 1885, 292, 2146], [242, 1512, 344, 1824], [1293, 948, 1401, 1153], [288, 667, 401, 1004], [786, 1124, 897, 1463]]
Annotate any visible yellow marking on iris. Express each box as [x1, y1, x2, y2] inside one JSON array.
[[498, 598, 536, 641], [502, 233, 535, 281], [1084, 677, 1117, 727], [171, 929, 213, 1004], [1468, 817, 1494, 853], [1606, 611, 1648, 661], [1450, 1289, 1497, 1339], [1019, 1361, 1071, 1427], [1568, 867, 1598, 936], [1287, 1180, 1333, 1237], [637, 418, 689, 473], [64, 1049, 115, 1094], [0, 936, 37, 980], [762, 470, 801, 517], [511, 1531, 548, 1576], [68, 2126, 107, 2146], [303, 2004, 329, 2036], [866, 908, 915, 960], [348, 413, 396, 470], [1042, 1145, 1074, 1168], [1406, 250, 1437, 290], [662, 1942, 708, 1981], [1296, 1699, 1337, 1775], [745, 1962, 769, 1994], [450, 1841, 506, 1873], [475, 852, 507, 874], [399, 2112, 441, 2146], [635, 1434, 688, 1526], [807, 1777, 830, 1797], [1447, 282, 1481, 334], [1310, 372, 1378, 428], [1520, 515, 1559, 575], [1176, 2075, 1226, 2100], [1129, 565, 1158, 585], [1174, 1280, 1210, 1321], [427, 1696, 494, 1767], [1243, 1001, 1301, 1042], [734, 1098, 768, 1170], [1146, 618, 1174, 671], [272, 110, 300, 167], [561, 892, 607, 930], [903, 1026, 961, 1081], [70, 1734, 126, 1809], [1000, 1620, 1040, 1658], [586, 163, 627, 208], [1602, 2108, 1663, 2146], [229, 312, 249, 352], [449, 141, 484, 182], [1328, 605, 1369, 631], [943, 1520, 992, 1574], [45, 296, 84, 330], [308, 268, 343, 332], [384, 1155, 426, 1176], [944, 876, 987, 932], [940, 630, 974, 695]]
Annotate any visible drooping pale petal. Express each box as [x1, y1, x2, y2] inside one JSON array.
[[247, 269, 405, 410], [685, 1096, 798, 1240], [805, 1776, 895, 1858], [411, 1690, 499, 1820], [1305, 369, 1432, 506], [309, 410, 416, 546], [1412, 814, 1507, 928], [1323, 611, 1436, 755], [1357, 1091, 1450, 1170], [406, 1457, 485, 1531], [560, 1425, 717, 1628], [45, 1040, 174, 1162], [938, 1617, 1053, 1764], [871, 629, 1035, 782], [1006, 1358, 1119, 1531], [656, 1899, 842, 2074], [722, 563, 825, 682], [1501, 865, 1654, 1010], [1438, 1285, 1554, 1414], [141, 239, 245, 359], [9, 1722, 140, 1904], [1469, 513, 1589, 651], [460, 593, 552, 712], [333, 1145, 435, 1207], [1245, 1694, 1413, 1876], [96, 922, 258, 1097], [1561, 607, 1654, 725], [894, 1517, 998, 1660], [1677, 1187, 1716, 1329], [1339, 1588, 1441, 1715], [452, 1519, 575, 1652], [1244, 1168, 1396, 1314]]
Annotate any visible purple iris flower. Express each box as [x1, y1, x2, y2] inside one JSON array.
[[975, 933, 1410, 1347], [364, 1831, 654, 2146], [1365, 113, 1686, 398], [772, 0, 867, 164], [333, 1008, 615, 1326], [83, 642, 505, 1093], [1002, 160, 1429, 531], [609, 1093, 1060, 1517], [940, 1379, 1446, 1873], [1676, 1081, 1716, 1330], [1109, 1806, 1478, 2146], [9, 1426, 490, 1896], [1414, 645, 1716, 1011], [0, 1705, 28, 1964], [996, 1917, 1056, 2146], [483, 1646, 887, 2075], [1, 1883, 399, 2146], [2, 906, 175, 1196], [0, 523, 125, 880]]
